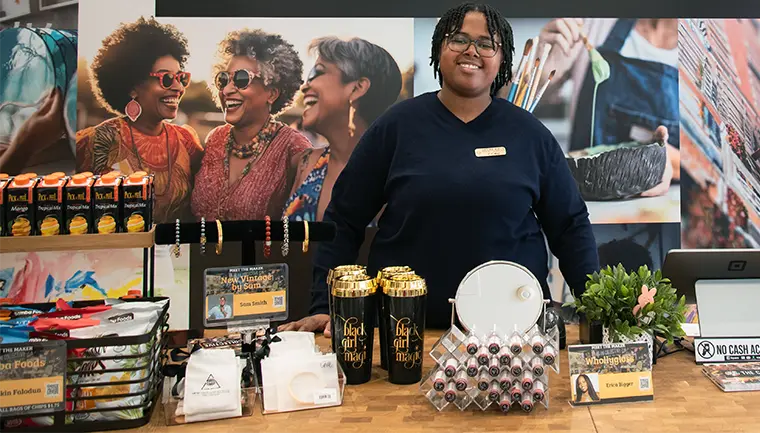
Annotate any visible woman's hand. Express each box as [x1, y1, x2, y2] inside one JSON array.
[[278, 314, 331, 337], [0, 87, 65, 173], [641, 126, 674, 197], [539, 18, 585, 57]]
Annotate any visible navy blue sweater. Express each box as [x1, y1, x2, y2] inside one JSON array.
[[311, 92, 599, 328]]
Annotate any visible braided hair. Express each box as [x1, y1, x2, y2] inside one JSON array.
[[430, 3, 515, 95]]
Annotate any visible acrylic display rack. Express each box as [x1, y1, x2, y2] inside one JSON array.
[[419, 308, 560, 414]]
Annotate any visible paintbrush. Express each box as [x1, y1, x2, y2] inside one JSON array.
[[528, 70, 556, 113], [507, 38, 534, 103], [526, 43, 552, 108], [515, 37, 538, 106], [521, 58, 541, 109]]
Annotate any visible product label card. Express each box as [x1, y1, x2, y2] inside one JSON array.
[[203, 264, 289, 327], [567, 342, 653, 406], [694, 337, 760, 363], [0, 341, 66, 415]]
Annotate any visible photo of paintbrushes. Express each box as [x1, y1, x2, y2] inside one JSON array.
[[521, 58, 541, 109], [528, 70, 555, 113], [514, 36, 538, 106], [526, 43, 552, 108], [507, 38, 533, 103]]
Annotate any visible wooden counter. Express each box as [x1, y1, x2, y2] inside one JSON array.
[[132, 326, 759, 433]]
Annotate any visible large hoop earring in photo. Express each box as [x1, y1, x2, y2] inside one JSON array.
[[125, 97, 142, 122], [347, 100, 356, 138]]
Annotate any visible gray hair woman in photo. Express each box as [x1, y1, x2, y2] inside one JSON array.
[[283, 36, 403, 221]]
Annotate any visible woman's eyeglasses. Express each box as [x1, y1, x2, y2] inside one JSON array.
[[446, 33, 501, 58], [215, 69, 261, 91], [150, 71, 192, 89]]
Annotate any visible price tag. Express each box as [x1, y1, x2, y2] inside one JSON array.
[[313, 388, 338, 405]]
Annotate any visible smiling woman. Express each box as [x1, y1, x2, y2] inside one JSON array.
[[190, 29, 313, 221], [76, 17, 203, 223], [279, 3, 599, 333]]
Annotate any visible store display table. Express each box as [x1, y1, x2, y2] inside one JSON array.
[[130, 326, 759, 433]]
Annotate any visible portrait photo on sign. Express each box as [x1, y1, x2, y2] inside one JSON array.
[[76, 0, 413, 225], [678, 19, 760, 249], [414, 17, 681, 224]]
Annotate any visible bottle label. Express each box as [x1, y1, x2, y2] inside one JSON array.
[[391, 315, 422, 369], [336, 315, 367, 369]]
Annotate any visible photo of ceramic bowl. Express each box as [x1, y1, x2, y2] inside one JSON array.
[[565, 142, 667, 201]]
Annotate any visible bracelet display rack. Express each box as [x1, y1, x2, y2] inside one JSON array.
[[154, 220, 336, 266], [420, 300, 560, 414]]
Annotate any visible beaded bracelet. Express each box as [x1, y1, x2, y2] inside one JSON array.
[[281, 215, 289, 257], [264, 216, 271, 258], [200, 217, 206, 255]]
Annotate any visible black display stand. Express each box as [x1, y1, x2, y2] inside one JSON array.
[[153, 219, 336, 265]]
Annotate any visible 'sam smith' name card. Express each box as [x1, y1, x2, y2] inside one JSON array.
[[567, 342, 654, 405]]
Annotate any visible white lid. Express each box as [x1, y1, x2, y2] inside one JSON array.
[[455, 261, 543, 335]]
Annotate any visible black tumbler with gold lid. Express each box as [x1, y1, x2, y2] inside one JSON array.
[[383, 273, 427, 384], [327, 265, 367, 353], [331, 273, 377, 385], [377, 266, 414, 370]]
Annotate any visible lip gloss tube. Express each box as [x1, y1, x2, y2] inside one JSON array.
[[488, 381, 501, 401], [531, 334, 545, 355], [533, 380, 545, 402], [498, 371, 511, 390], [510, 384, 522, 402], [477, 346, 490, 366], [521, 370, 534, 391], [444, 358, 458, 377], [487, 333, 501, 354], [465, 335, 480, 355], [509, 335, 523, 355], [510, 357, 523, 376], [543, 345, 557, 366], [488, 356, 501, 377], [521, 393, 534, 412], [455, 370, 469, 391], [444, 382, 457, 402], [530, 357, 545, 376], [477, 371, 491, 391], [433, 370, 446, 392], [498, 347, 512, 366], [465, 356, 479, 377], [499, 393, 512, 413]]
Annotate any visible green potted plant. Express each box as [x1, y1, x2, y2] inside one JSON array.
[[567, 264, 687, 359]]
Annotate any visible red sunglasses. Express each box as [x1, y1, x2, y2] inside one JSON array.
[[149, 71, 191, 89]]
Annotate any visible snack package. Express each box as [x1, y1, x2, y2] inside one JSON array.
[[67, 303, 165, 422], [0, 328, 32, 343]]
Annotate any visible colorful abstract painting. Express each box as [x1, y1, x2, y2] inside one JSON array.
[[0, 249, 144, 303]]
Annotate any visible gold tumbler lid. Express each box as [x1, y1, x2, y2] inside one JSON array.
[[327, 264, 367, 286], [332, 274, 377, 297], [385, 274, 427, 297]]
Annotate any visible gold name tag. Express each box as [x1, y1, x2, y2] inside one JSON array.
[[474, 147, 506, 158]]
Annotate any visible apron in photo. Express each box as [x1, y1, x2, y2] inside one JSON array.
[[569, 19, 680, 152]]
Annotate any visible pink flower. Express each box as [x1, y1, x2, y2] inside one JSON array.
[[633, 284, 657, 316]]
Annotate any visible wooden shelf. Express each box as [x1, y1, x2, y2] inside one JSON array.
[[0, 226, 155, 253]]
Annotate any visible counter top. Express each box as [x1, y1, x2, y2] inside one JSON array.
[[129, 325, 758, 433], [586, 184, 680, 224]]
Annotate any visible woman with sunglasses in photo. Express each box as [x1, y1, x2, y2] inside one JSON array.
[[76, 17, 202, 223], [280, 3, 598, 334], [191, 29, 312, 221], [283, 36, 403, 222]]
